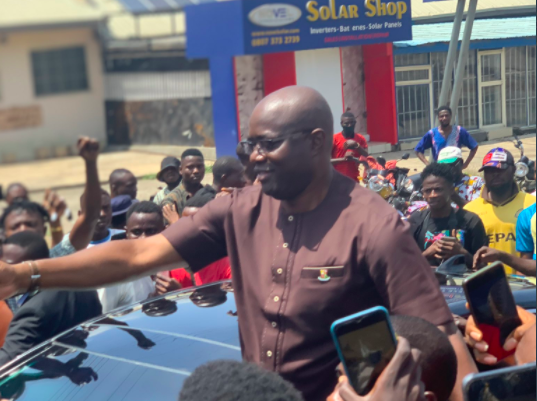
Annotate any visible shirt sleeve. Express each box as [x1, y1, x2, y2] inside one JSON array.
[[414, 132, 432, 153], [516, 207, 534, 254], [364, 213, 453, 327], [49, 235, 76, 258], [357, 135, 368, 150], [460, 128, 478, 150], [162, 195, 231, 272], [467, 214, 489, 255]]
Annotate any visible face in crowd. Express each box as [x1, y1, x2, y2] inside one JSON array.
[[438, 109, 452, 129], [181, 156, 205, 188], [161, 166, 181, 187], [2, 206, 47, 239], [110, 169, 138, 200], [126, 212, 165, 240], [483, 165, 516, 191], [341, 115, 357, 139], [422, 174, 453, 213], [95, 193, 112, 240]]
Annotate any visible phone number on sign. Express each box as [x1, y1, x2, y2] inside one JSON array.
[[251, 36, 300, 47]]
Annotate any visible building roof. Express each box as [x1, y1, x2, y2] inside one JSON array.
[[395, 16, 536, 48], [0, 0, 103, 31], [411, 0, 536, 23]]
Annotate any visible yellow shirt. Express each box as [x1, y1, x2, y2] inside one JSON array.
[[532, 213, 536, 256], [465, 191, 536, 275]]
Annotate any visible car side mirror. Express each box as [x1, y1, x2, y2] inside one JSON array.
[[402, 153, 410, 160]]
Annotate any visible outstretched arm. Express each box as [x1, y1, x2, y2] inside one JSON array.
[[0, 234, 184, 300]]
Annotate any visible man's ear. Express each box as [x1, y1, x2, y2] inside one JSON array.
[[310, 128, 326, 156], [424, 391, 437, 401]]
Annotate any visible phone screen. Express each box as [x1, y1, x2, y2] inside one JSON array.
[[336, 317, 396, 395], [465, 364, 536, 401], [464, 263, 521, 344]]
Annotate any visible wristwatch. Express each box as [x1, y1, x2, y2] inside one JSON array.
[[26, 261, 41, 292]]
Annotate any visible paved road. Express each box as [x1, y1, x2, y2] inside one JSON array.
[[1, 135, 534, 236]]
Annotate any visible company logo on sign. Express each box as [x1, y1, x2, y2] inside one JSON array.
[[248, 4, 302, 27]]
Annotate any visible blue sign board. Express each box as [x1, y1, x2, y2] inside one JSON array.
[[186, 0, 412, 58]]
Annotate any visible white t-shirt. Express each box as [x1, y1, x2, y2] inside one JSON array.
[[89, 229, 155, 313]]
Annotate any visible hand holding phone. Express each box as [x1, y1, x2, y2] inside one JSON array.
[[331, 307, 397, 396], [463, 262, 522, 362], [330, 337, 427, 401]]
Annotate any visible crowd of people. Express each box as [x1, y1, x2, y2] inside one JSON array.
[[0, 86, 535, 401]]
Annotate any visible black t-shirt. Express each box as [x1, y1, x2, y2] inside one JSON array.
[[408, 208, 488, 266]]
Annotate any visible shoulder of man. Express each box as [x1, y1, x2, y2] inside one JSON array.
[[456, 208, 483, 227], [464, 196, 485, 212]]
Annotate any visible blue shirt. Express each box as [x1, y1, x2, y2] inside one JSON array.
[[516, 203, 537, 259], [415, 126, 478, 161]]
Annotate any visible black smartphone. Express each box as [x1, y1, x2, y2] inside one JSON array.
[[463, 363, 536, 401], [463, 262, 522, 360], [331, 307, 397, 396]]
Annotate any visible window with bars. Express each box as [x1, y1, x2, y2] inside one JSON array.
[[479, 52, 503, 126], [31, 47, 89, 96], [395, 54, 432, 139], [505, 47, 528, 126]]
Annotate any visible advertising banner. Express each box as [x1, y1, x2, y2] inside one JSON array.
[[243, 0, 412, 54], [186, 0, 412, 58]]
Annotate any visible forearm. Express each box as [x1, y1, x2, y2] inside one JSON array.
[[464, 147, 479, 168], [499, 252, 536, 277], [357, 146, 368, 157], [416, 152, 429, 165], [14, 235, 183, 292], [69, 160, 100, 250], [439, 323, 478, 401], [50, 222, 64, 247]]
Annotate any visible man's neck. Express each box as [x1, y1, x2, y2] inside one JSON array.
[[167, 180, 181, 191], [92, 228, 110, 242], [282, 165, 333, 214], [184, 181, 202, 197], [430, 204, 452, 219], [489, 182, 518, 205], [439, 125, 452, 136]]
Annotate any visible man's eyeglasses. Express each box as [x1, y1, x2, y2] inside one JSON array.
[[240, 131, 311, 155]]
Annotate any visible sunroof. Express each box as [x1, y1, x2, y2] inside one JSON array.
[[118, 0, 188, 14]]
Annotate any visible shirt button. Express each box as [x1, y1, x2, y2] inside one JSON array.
[[267, 350, 273, 357], [283, 243, 289, 248], [277, 268, 283, 275], [274, 296, 280, 302], [288, 216, 294, 222], [272, 321, 278, 328]]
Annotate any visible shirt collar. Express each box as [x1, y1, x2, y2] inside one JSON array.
[[90, 229, 112, 245], [481, 182, 519, 206]]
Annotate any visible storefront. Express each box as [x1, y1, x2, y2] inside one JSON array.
[[186, 0, 414, 157]]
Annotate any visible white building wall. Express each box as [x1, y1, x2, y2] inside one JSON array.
[[0, 28, 105, 163], [295, 47, 344, 134]]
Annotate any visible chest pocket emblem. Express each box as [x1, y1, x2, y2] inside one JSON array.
[[318, 269, 331, 282]]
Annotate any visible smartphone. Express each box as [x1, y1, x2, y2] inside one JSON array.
[[441, 236, 458, 242], [331, 307, 397, 396], [463, 262, 522, 360], [463, 363, 536, 401]]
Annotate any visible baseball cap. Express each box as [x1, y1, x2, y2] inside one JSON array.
[[479, 148, 515, 172], [111, 195, 139, 217], [157, 156, 180, 182], [438, 146, 463, 164]]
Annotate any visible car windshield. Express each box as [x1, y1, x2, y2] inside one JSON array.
[[0, 285, 241, 401]]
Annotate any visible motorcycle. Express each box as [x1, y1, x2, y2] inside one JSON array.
[[512, 128, 536, 194]]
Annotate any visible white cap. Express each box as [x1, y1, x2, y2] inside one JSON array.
[[438, 146, 463, 164]]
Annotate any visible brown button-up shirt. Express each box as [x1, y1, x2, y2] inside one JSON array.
[[163, 172, 453, 401]]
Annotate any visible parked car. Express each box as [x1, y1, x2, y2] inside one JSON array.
[[0, 281, 535, 400]]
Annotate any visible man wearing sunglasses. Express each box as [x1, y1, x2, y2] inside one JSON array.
[[0, 86, 475, 401]]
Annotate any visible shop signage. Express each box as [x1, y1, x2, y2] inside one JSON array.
[[186, 0, 412, 57], [0, 106, 42, 132]]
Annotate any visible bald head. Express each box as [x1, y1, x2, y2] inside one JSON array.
[[247, 86, 334, 201], [6, 183, 29, 206], [250, 86, 333, 154]]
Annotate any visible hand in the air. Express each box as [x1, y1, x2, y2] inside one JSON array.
[[162, 204, 180, 224], [43, 189, 67, 222], [77, 137, 100, 162]]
